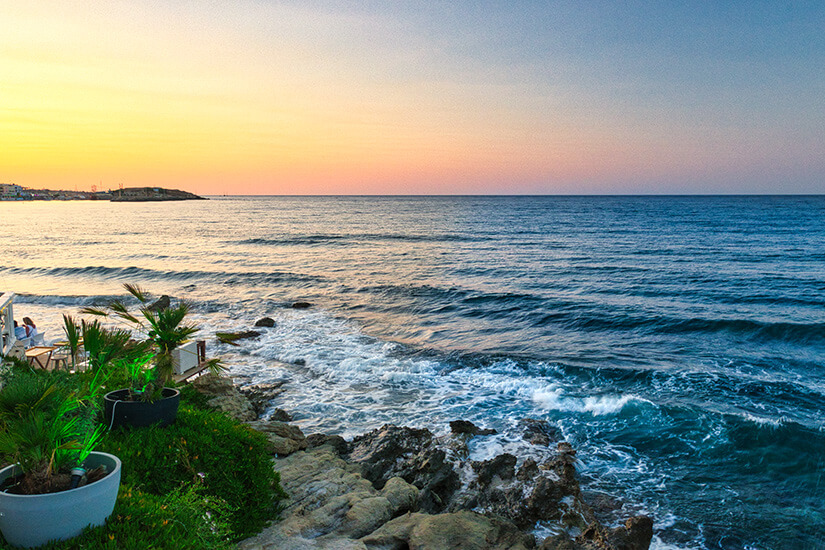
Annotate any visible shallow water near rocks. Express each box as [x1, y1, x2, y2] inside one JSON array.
[[4, 195, 824, 549]]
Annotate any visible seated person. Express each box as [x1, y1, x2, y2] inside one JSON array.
[[23, 317, 37, 338], [14, 320, 27, 340]]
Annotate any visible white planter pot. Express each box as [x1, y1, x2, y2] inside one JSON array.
[[0, 451, 121, 548]]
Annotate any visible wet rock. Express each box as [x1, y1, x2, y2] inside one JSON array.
[[293, 358, 307, 366], [254, 317, 276, 327], [306, 433, 349, 456], [348, 425, 460, 513], [147, 295, 171, 312], [449, 420, 498, 436], [361, 510, 534, 550], [472, 454, 517, 486], [459, 445, 591, 531], [552, 515, 652, 550], [520, 418, 562, 447], [516, 458, 540, 482], [291, 301, 313, 309], [248, 420, 308, 456], [217, 330, 261, 345], [270, 408, 293, 422], [582, 491, 624, 517], [239, 381, 287, 417]]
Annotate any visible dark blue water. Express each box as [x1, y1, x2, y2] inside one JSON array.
[[3, 195, 824, 549]]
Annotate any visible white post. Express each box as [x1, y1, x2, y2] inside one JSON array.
[[0, 292, 16, 355]]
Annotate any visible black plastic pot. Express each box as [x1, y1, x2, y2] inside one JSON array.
[[103, 388, 180, 429]]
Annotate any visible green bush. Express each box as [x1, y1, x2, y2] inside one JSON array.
[[98, 406, 286, 538]]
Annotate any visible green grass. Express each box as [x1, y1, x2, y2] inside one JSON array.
[[0, 362, 287, 549]]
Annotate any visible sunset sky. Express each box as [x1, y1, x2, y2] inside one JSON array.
[[2, 1, 823, 195]]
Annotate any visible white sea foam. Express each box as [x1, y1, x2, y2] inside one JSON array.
[[532, 388, 641, 415]]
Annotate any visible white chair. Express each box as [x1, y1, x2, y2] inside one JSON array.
[[31, 332, 45, 346]]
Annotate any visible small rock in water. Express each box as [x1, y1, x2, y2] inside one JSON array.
[[147, 295, 171, 312], [291, 301, 312, 309], [292, 358, 306, 366], [449, 419, 497, 436], [216, 330, 261, 345], [254, 317, 276, 327]]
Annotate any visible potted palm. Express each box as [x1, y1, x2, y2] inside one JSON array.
[[0, 369, 121, 548], [81, 284, 222, 429]]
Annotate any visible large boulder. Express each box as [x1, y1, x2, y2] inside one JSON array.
[[361, 510, 534, 550], [347, 425, 460, 513], [238, 445, 419, 550], [247, 420, 308, 456], [191, 374, 257, 421], [254, 317, 276, 327], [451, 443, 592, 531]]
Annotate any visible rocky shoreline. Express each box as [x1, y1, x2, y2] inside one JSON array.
[[191, 374, 653, 550]]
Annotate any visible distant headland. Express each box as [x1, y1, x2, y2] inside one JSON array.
[[0, 183, 206, 202], [110, 187, 206, 202]]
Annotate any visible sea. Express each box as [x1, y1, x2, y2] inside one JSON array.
[[1, 195, 823, 549]]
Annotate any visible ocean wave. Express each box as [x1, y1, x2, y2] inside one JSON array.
[[235, 232, 487, 246], [532, 388, 643, 415], [0, 265, 327, 288]]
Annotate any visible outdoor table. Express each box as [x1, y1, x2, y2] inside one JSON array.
[[25, 346, 58, 369]]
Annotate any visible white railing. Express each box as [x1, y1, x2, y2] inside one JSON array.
[[0, 292, 15, 356]]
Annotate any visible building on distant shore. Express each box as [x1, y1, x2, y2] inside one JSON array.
[[0, 183, 23, 200]]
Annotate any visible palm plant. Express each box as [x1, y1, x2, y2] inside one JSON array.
[[81, 284, 223, 401], [0, 371, 104, 495]]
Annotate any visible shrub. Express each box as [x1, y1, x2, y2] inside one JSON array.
[[97, 406, 286, 538]]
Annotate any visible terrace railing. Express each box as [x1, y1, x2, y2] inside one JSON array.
[[0, 292, 15, 355]]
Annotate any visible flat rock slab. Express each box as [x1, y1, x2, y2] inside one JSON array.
[[238, 444, 418, 550]]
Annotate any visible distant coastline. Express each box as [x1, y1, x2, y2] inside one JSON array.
[[0, 184, 206, 202]]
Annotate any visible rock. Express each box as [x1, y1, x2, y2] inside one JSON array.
[[348, 425, 460, 513], [516, 459, 539, 482], [449, 420, 497, 436], [472, 454, 517, 486], [306, 433, 349, 456], [191, 374, 257, 421], [606, 516, 654, 550], [255, 317, 276, 327], [551, 515, 652, 550], [239, 381, 287, 417], [459, 449, 591, 530], [520, 418, 562, 447], [238, 445, 420, 550], [207, 394, 257, 422], [147, 295, 171, 312], [217, 330, 261, 345], [270, 408, 293, 422], [361, 510, 534, 550], [293, 358, 307, 366], [192, 373, 236, 396], [291, 301, 313, 309], [248, 420, 308, 456]]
